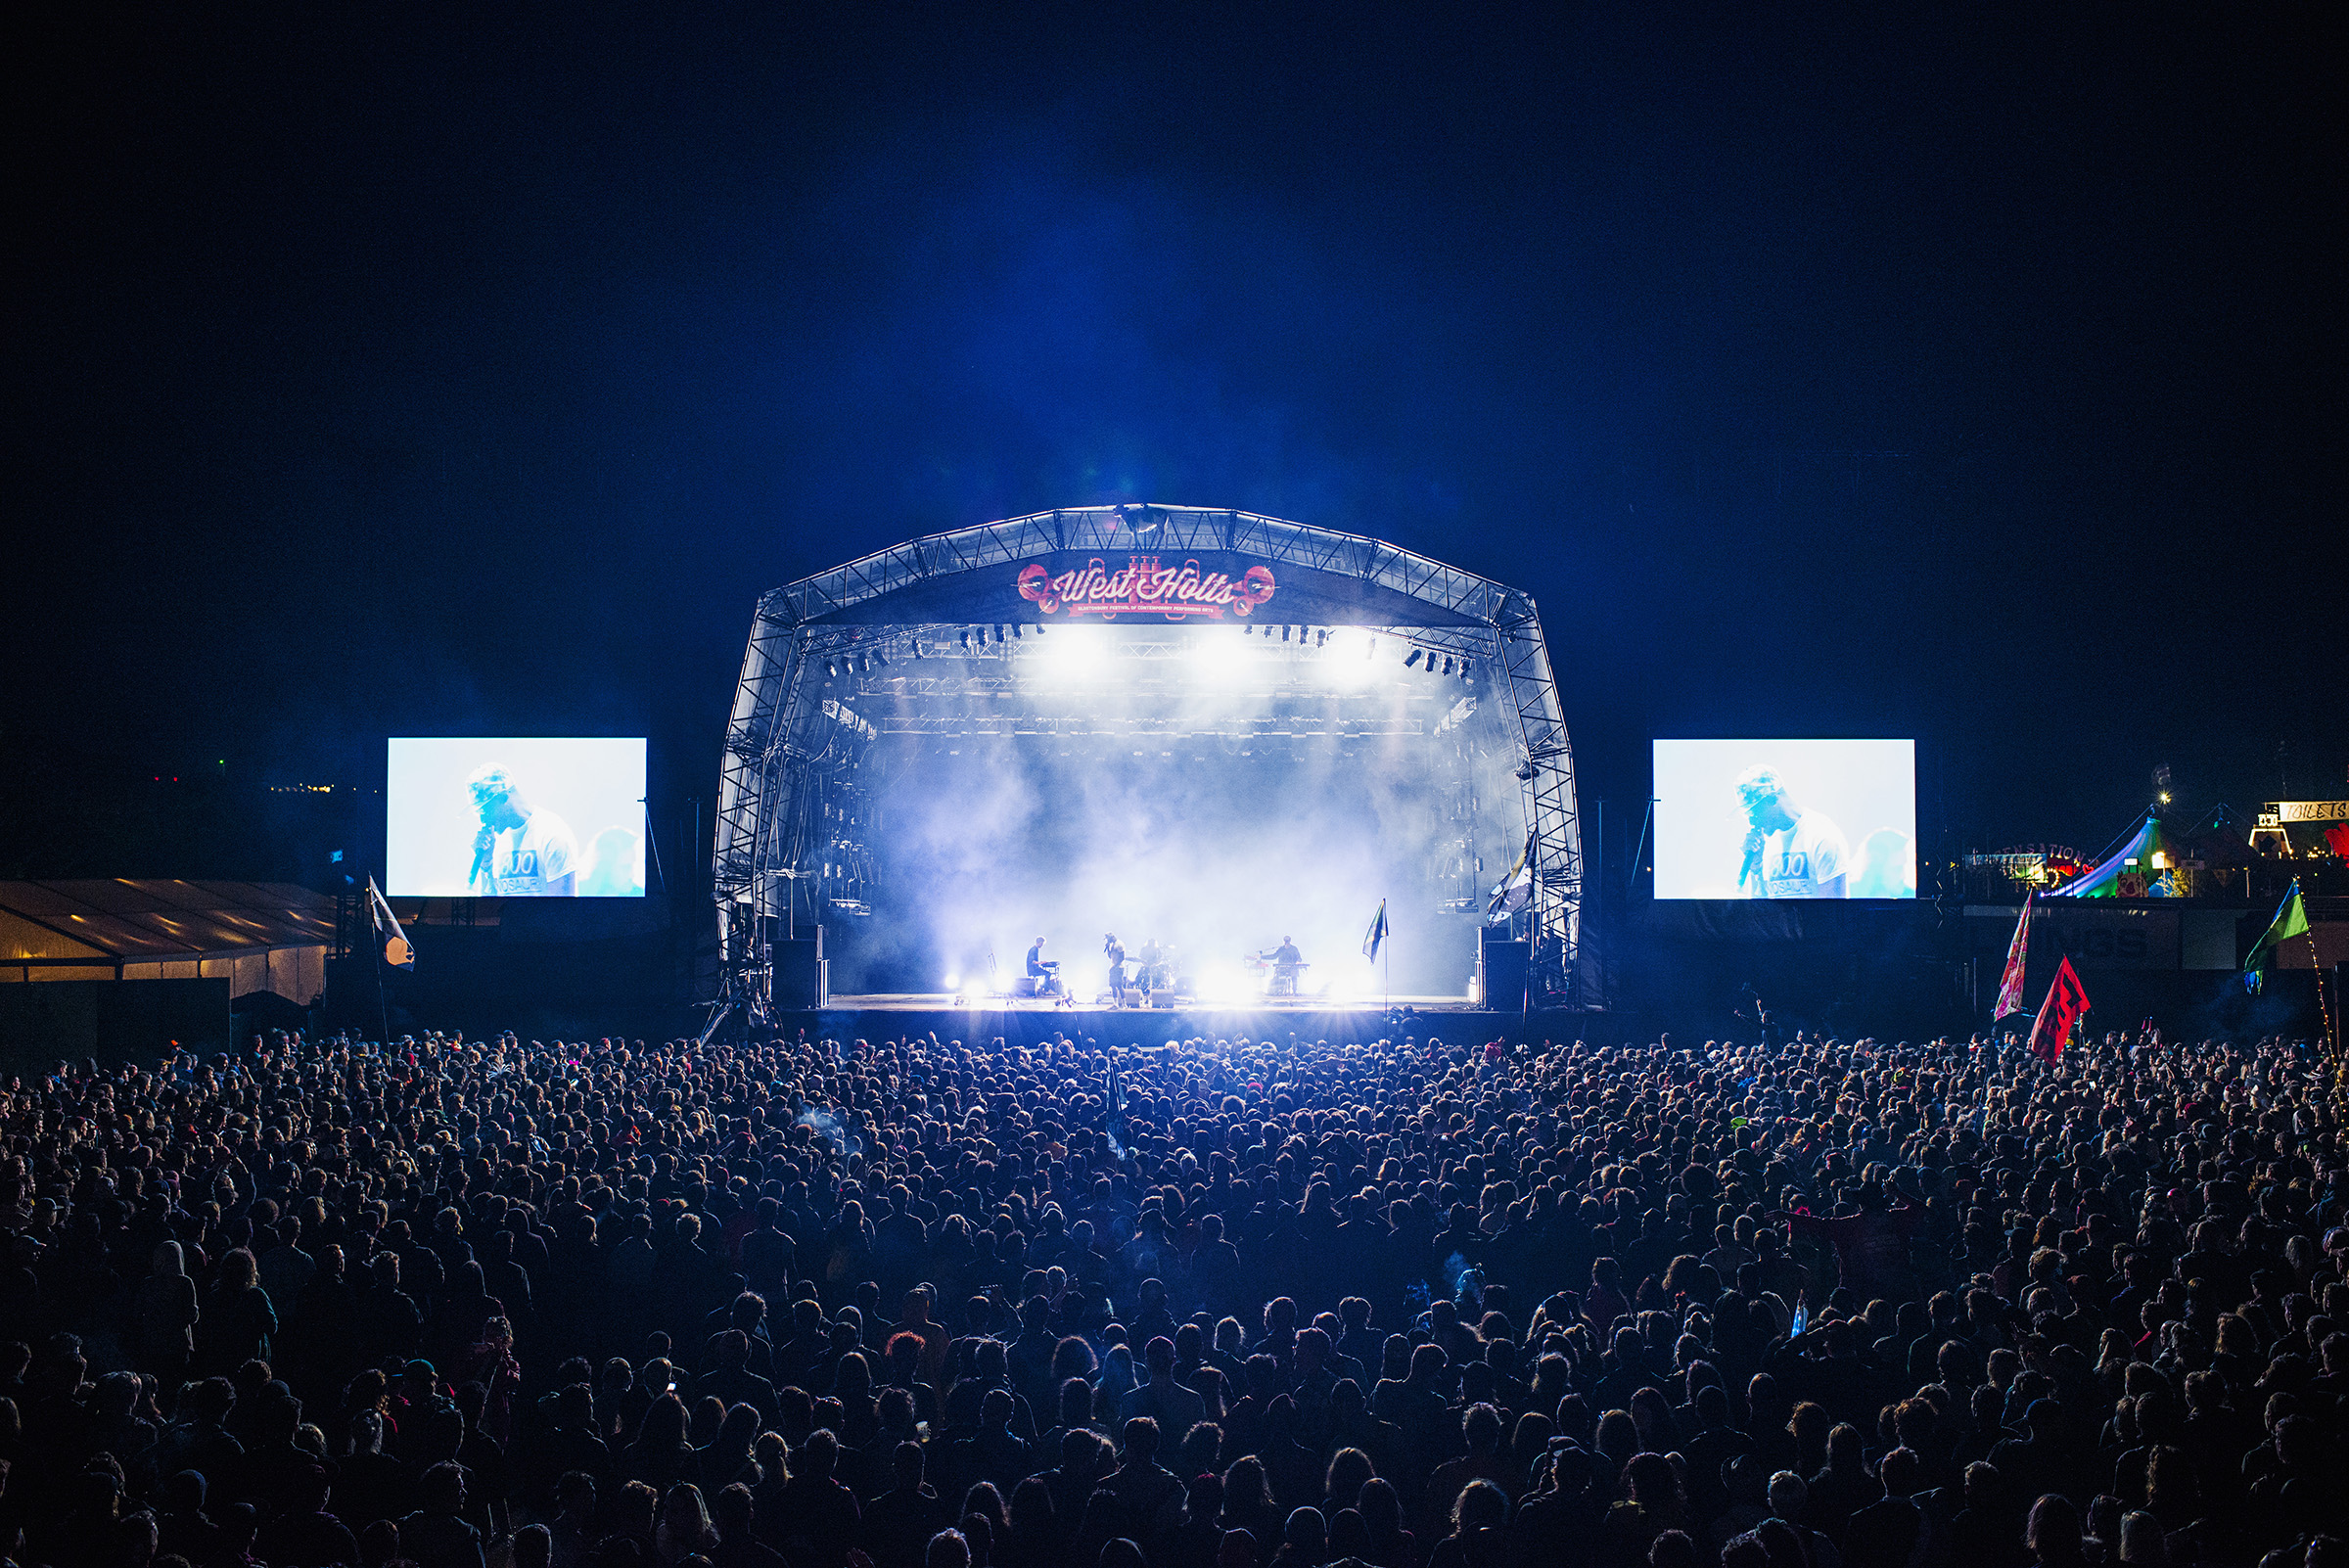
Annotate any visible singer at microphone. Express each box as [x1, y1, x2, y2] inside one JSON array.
[[1733, 765, 1849, 899], [465, 763, 580, 897]]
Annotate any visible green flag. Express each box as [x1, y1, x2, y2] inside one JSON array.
[[2243, 881, 2310, 993]]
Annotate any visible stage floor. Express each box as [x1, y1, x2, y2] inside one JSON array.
[[830, 992, 1481, 1013]]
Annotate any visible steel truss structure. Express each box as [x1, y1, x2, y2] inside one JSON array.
[[713, 506, 1584, 1017]]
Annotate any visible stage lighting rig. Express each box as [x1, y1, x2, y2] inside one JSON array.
[[1405, 649, 1422, 668]]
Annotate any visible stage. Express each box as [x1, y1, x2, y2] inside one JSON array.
[[758, 994, 1534, 1047], [712, 508, 1587, 1025], [831, 991, 1480, 1012]]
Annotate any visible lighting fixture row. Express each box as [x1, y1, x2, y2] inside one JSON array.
[[1403, 646, 1476, 681], [822, 623, 1039, 677], [821, 623, 1474, 681]]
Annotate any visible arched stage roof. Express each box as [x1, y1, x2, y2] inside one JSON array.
[[713, 506, 1584, 1008]]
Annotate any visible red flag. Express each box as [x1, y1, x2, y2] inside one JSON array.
[[1994, 891, 2035, 1020], [2028, 955, 2089, 1065]]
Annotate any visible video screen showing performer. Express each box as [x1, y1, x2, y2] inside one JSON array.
[[387, 737, 646, 898], [1651, 739, 1914, 899]]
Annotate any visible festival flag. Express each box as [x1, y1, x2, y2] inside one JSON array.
[[1487, 831, 1534, 922], [2243, 881, 2310, 994], [1994, 890, 2036, 1019], [2027, 955, 2089, 1065], [1362, 899, 1389, 961], [368, 876, 415, 970]]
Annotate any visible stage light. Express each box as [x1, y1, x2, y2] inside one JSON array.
[[1315, 630, 1327, 647], [959, 630, 972, 651], [1281, 624, 1291, 642], [1188, 628, 1250, 684], [1405, 649, 1422, 669], [1031, 623, 1107, 681], [873, 649, 888, 668], [1442, 655, 1454, 675], [1013, 623, 1024, 638], [944, 973, 959, 991]]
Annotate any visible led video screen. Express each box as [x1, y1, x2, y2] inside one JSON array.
[[387, 738, 646, 897], [1653, 738, 1915, 899]]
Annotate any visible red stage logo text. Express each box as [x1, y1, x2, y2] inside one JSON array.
[[1017, 556, 1277, 621]]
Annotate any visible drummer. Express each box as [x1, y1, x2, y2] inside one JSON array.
[[1138, 936, 1168, 995]]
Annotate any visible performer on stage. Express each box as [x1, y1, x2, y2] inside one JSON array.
[[1137, 936, 1166, 998], [1026, 936, 1063, 997], [1270, 935, 1302, 996], [1104, 933, 1128, 1005]]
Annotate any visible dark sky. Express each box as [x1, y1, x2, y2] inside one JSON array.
[[6, 3, 2343, 874]]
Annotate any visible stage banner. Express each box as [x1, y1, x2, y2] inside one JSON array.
[[1994, 891, 2034, 1018], [1016, 554, 1278, 622], [2028, 955, 2089, 1065]]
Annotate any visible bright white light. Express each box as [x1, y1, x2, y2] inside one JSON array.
[[1201, 964, 1254, 1005], [1323, 634, 1379, 689], [1026, 624, 1109, 682], [1187, 629, 1252, 684], [943, 974, 959, 991]]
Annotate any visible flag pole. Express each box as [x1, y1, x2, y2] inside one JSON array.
[[373, 910, 392, 1051], [2312, 921, 2343, 1105]]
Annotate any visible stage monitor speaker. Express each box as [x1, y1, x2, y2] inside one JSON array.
[[774, 941, 826, 1009], [1480, 936, 1530, 1012], [1151, 993, 1177, 1008], [1012, 977, 1040, 999]]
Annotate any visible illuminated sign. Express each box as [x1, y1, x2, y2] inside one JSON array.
[[1017, 555, 1277, 622], [2274, 801, 2349, 823]]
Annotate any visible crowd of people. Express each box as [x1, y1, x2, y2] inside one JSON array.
[[0, 1019, 2344, 1568]]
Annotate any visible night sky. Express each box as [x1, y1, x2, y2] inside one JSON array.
[[6, 4, 2343, 880]]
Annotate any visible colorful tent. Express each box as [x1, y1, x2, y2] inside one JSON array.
[[2052, 813, 2187, 898]]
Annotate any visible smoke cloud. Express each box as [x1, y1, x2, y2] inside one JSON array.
[[834, 625, 1526, 1000]]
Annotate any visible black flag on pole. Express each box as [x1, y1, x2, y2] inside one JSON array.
[[368, 877, 415, 970]]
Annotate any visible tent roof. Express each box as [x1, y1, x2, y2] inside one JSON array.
[[0, 881, 334, 963], [2052, 815, 2178, 899]]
